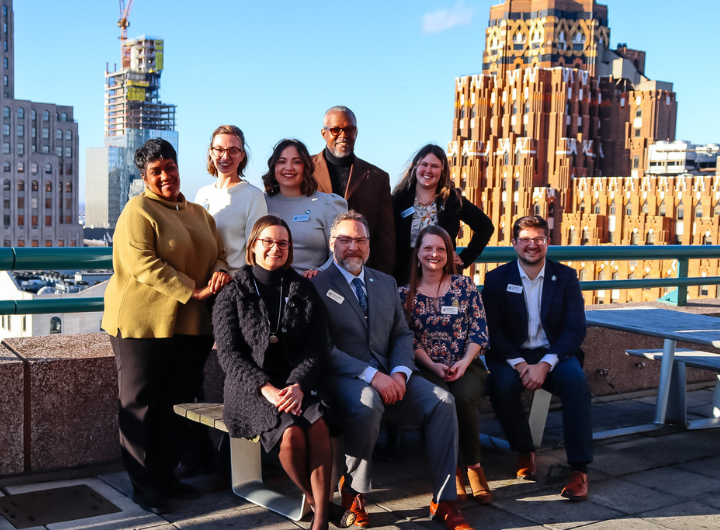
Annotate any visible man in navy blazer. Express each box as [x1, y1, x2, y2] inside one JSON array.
[[483, 215, 592, 501], [312, 210, 475, 530]]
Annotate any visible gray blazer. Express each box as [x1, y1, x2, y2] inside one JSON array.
[[311, 262, 416, 378]]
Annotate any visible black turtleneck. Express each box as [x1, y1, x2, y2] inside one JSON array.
[[252, 265, 289, 331], [324, 148, 356, 197]]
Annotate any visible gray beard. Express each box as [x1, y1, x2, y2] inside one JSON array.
[[337, 256, 365, 274], [329, 145, 353, 159]]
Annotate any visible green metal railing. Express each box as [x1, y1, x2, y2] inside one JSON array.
[[0, 245, 719, 315]]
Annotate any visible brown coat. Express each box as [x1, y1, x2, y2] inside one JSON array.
[[312, 151, 395, 274]]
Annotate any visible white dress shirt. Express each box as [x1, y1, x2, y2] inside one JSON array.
[[336, 264, 413, 383], [506, 260, 559, 371]]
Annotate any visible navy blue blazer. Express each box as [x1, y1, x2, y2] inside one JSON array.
[[482, 258, 586, 366]]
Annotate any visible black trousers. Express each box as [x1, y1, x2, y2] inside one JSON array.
[[110, 333, 213, 497]]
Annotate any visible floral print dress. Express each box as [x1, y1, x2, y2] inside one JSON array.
[[399, 275, 489, 365]]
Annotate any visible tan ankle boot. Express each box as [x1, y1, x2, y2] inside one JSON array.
[[455, 466, 468, 501], [467, 467, 492, 504]]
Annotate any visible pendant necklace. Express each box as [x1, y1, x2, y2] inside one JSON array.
[[253, 277, 283, 343]]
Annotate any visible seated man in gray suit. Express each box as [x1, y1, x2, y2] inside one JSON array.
[[312, 210, 474, 530]]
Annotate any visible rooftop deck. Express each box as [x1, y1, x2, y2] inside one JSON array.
[[1, 387, 718, 530]]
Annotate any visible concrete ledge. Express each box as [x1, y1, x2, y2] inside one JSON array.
[[0, 344, 24, 475], [3, 333, 119, 473]]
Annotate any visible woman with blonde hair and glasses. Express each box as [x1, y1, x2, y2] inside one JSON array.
[[398, 225, 492, 505], [195, 125, 267, 271], [213, 215, 352, 530]]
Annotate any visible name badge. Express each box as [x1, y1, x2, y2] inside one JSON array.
[[441, 306, 459, 315], [326, 289, 345, 304], [507, 284, 523, 294], [401, 206, 415, 218], [293, 214, 310, 222]]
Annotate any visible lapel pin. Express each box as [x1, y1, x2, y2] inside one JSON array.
[[551, 275, 557, 281], [369, 278, 374, 282]]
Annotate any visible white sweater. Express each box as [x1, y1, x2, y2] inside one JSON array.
[[195, 180, 267, 271], [265, 191, 347, 273]]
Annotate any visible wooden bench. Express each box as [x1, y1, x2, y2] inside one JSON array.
[[480, 389, 552, 452], [174, 403, 310, 521], [626, 349, 720, 429]]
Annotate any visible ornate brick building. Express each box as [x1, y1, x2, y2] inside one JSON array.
[[449, 0, 718, 303]]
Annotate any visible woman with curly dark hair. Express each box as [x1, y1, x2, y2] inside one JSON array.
[[213, 215, 353, 530], [263, 139, 346, 278]]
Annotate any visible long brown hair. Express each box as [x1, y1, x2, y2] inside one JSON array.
[[262, 139, 318, 197], [393, 144, 455, 205], [404, 225, 456, 324]]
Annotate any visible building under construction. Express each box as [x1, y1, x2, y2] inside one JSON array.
[[86, 32, 178, 229]]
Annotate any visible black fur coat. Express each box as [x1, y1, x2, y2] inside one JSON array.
[[212, 265, 329, 439]]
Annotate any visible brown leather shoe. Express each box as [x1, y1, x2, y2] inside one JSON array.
[[516, 451, 537, 481], [429, 500, 475, 530], [561, 471, 588, 501], [455, 467, 468, 501], [466, 467, 492, 504], [339, 475, 370, 527]]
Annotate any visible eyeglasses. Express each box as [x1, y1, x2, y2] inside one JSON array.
[[211, 146, 243, 158], [256, 238, 291, 249], [516, 236, 548, 246], [323, 126, 358, 137], [332, 236, 369, 246]]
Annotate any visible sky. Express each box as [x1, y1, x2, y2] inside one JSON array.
[[12, 0, 720, 206]]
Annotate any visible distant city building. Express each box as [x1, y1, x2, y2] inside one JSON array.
[[85, 35, 178, 229], [0, 0, 82, 248], [0, 270, 109, 338], [449, 0, 719, 303], [646, 141, 719, 177]]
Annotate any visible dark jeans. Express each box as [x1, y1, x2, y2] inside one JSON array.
[[487, 349, 593, 464], [419, 359, 488, 466], [110, 333, 213, 498]]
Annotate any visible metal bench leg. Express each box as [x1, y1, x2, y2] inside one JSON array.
[[713, 375, 720, 419], [686, 374, 720, 430], [229, 437, 310, 521], [665, 362, 687, 425], [529, 389, 552, 449], [654, 339, 677, 424]]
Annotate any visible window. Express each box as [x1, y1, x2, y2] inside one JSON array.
[[534, 204, 541, 215], [594, 203, 601, 215], [42, 127, 49, 139], [631, 232, 640, 245], [633, 156, 640, 169], [704, 234, 712, 246], [45, 197, 51, 209], [55, 146, 62, 157], [45, 181, 51, 192], [2, 141, 9, 154], [31, 180, 38, 191], [41, 145, 49, 153], [31, 240, 38, 247], [16, 162, 23, 173], [60, 113, 67, 122], [17, 180, 23, 191], [695, 204, 703, 218], [634, 129, 641, 138], [16, 143, 22, 156], [55, 129, 62, 140], [65, 147, 71, 158], [641, 201, 649, 214], [2, 123, 8, 135], [31, 126, 36, 138], [30, 110, 36, 120], [609, 200, 616, 215], [2, 58, 6, 68], [31, 162, 37, 174], [675, 233, 682, 244], [2, 106, 8, 118], [16, 197, 23, 208], [659, 200, 666, 216], [17, 124, 23, 137], [65, 129, 72, 141], [2, 161, 8, 172], [50, 316, 62, 334], [65, 164, 72, 175], [715, 203, 720, 217], [581, 228, 589, 245], [65, 182, 72, 192], [31, 215, 37, 227], [17, 215, 23, 226], [579, 200, 585, 214], [45, 216, 51, 226], [43, 110, 49, 122], [647, 232, 655, 245], [45, 163, 52, 174], [568, 229, 575, 245], [2, 179, 8, 190], [635, 109, 642, 118], [17, 108, 24, 119], [677, 201, 684, 220]]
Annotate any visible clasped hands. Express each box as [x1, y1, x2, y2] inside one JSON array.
[[370, 371, 407, 405], [191, 271, 232, 300], [515, 361, 551, 391], [428, 357, 471, 382], [261, 382, 304, 416]]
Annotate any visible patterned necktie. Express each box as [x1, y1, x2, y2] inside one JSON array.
[[351, 277, 368, 317]]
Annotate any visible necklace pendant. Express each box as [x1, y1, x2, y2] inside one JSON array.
[[269, 334, 279, 344]]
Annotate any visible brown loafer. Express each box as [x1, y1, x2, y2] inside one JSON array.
[[561, 471, 588, 501], [455, 466, 468, 501], [516, 451, 537, 481], [466, 467, 492, 504], [430, 500, 475, 530], [339, 475, 370, 527]]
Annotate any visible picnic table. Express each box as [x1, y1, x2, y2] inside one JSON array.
[[585, 306, 720, 439]]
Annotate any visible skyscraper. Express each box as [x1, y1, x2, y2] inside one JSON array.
[[0, 0, 82, 248], [85, 35, 177, 229], [448, 0, 719, 302]]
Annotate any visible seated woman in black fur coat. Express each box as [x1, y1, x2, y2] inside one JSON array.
[[212, 215, 352, 530]]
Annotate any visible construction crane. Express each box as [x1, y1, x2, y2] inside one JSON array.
[[118, 0, 135, 70]]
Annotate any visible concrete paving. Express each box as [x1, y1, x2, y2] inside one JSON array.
[[1, 388, 719, 529]]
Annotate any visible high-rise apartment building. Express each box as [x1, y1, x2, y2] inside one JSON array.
[[449, 0, 718, 302], [0, 0, 81, 248], [86, 35, 177, 229]]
